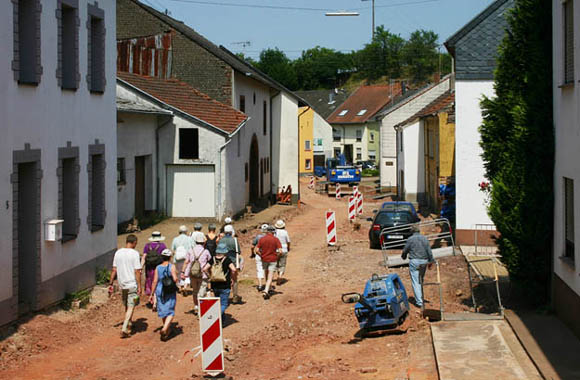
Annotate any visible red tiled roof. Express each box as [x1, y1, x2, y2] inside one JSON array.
[[326, 83, 402, 124], [118, 71, 247, 134], [397, 90, 455, 128]]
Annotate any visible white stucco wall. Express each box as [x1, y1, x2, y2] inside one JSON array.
[[0, 1, 116, 306], [330, 124, 370, 162], [379, 78, 450, 188], [553, 0, 580, 296], [455, 80, 494, 230], [116, 112, 159, 223], [400, 121, 425, 201], [313, 110, 333, 160], [230, 74, 272, 213], [272, 92, 299, 197]]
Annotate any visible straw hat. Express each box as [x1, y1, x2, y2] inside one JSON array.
[[148, 231, 166, 241], [274, 220, 286, 229]]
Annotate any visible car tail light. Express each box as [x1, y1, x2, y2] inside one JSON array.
[[372, 224, 381, 231]]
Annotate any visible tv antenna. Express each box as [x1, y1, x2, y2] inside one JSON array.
[[231, 41, 252, 48]]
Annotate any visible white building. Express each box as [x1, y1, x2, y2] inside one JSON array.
[[444, 0, 513, 244], [552, 0, 580, 338], [312, 110, 334, 166], [117, 72, 253, 220], [378, 76, 451, 191], [0, 0, 116, 325]]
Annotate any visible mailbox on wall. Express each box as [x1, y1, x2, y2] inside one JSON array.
[[44, 219, 64, 242]]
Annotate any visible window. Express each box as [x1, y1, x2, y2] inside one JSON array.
[[305, 159, 312, 170], [305, 140, 311, 151], [370, 132, 375, 142], [334, 148, 341, 158], [564, 177, 575, 261], [58, 144, 79, 242], [13, 0, 42, 84], [564, 0, 575, 84], [356, 130, 362, 142], [179, 128, 199, 159], [368, 150, 376, 161], [88, 4, 105, 92], [117, 158, 126, 185], [237, 132, 241, 157], [57, 0, 79, 90], [357, 109, 367, 116], [356, 147, 362, 160], [263, 101, 267, 135], [338, 110, 348, 116], [245, 163, 248, 182], [333, 128, 341, 142], [239, 95, 246, 113], [253, 92, 256, 105], [89, 152, 105, 232]]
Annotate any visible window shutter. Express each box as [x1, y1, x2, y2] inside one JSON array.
[[564, 0, 575, 84]]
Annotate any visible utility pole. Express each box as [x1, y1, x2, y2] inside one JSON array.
[[362, 0, 375, 39]]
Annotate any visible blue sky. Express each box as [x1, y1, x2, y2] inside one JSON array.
[[139, 0, 496, 60]]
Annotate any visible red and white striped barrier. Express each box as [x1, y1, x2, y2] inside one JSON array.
[[353, 185, 359, 199], [335, 183, 341, 199], [199, 297, 224, 375], [348, 196, 356, 221], [326, 210, 337, 245], [357, 192, 364, 216], [309, 176, 315, 189]]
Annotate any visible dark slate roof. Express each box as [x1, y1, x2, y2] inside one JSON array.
[[444, 0, 514, 80], [118, 72, 248, 135], [294, 90, 350, 119], [327, 83, 402, 124], [126, 0, 307, 106]]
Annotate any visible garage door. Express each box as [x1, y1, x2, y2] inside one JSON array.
[[167, 165, 215, 217]]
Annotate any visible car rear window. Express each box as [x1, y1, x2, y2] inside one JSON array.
[[375, 211, 414, 225], [382, 203, 414, 214]]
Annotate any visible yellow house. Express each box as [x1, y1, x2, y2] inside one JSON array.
[[298, 107, 333, 175], [422, 92, 455, 211]]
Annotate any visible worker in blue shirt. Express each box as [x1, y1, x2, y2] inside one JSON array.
[[401, 225, 434, 308]]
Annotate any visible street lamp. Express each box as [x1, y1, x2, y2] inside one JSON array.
[[325, 0, 375, 40]]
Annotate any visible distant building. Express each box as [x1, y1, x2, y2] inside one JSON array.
[[294, 89, 350, 120], [298, 107, 333, 175], [552, 0, 580, 338], [1, 0, 117, 325], [327, 84, 402, 164], [444, 0, 514, 244], [117, 0, 307, 204]]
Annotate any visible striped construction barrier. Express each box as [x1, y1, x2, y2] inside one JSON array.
[[326, 210, 337, 246], [309, 176, 315, 189], [348, 196, 356, 221], [357, 192, 364, 216], [199, 297, 224, 375], [335, 183, 341, 199], [353, 185, 359, 199]]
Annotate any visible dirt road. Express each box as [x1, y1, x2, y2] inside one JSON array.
[[0, 179, 471, 380]]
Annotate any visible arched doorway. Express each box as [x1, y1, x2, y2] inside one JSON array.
[[249, 134, 260, 203]]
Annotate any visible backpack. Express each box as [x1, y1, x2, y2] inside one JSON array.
[[204, 235, 217, 256], [145, 243, 163, 268], [210, 257, 228, 283], [161, 264, 177, 296], [174, 245, 187, 261], [190, 247, 203, 279]]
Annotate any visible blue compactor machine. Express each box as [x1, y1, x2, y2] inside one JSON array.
[[342, 273, 410, 334]]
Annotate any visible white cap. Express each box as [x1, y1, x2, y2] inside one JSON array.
[[224, 217, 232, 224], [224, 225, 234, 234], [260, 224, 269, 232], [161, 249, 172, 257], [179, 225, 188, 233]]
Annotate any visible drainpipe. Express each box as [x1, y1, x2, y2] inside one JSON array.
[[270, 91, 280, 201], [298, 106, 311, 199], [156, 115, 173, 214]]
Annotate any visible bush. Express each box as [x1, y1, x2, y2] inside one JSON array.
[[95, 267, 110, 285], [362, 169, 379, 177]]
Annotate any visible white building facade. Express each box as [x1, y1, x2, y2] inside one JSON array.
[[0, 0, 117, 325], [552, 0, 580, 338]]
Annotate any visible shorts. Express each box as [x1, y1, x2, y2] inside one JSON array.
[[122, 287, 140, 308], [276, 252, 288, 273], [255, 254, 265, 279], [262, 261, 277, 272]]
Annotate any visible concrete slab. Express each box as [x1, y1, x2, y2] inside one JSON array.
[[431, 320, 542, 380]]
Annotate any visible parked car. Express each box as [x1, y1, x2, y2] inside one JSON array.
[[380, 201, 420, 222], [355, 160, 377, 170], [368, 209, 416, 249]]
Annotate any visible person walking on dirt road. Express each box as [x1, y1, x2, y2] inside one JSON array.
[[255, 226, 282, 299], [150, 249, 179, 341], [220, 225, 243, 304], [401, 225, 434, 308], [142, 232, 167, 298], [204, 223, 219, 256], [204, 242, 238, 316], [109, 234, 142, 338], [182, 234, 211, 315], [274, 220, 291, 286], [172, 225, 192, 293], [251, 224, 269, 291], [190, 222, 205, 245]]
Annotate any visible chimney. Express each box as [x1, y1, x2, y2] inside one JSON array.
[[328, 91, 336, 104]]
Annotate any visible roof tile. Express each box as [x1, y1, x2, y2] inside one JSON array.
[[327, 83, 402, 124]]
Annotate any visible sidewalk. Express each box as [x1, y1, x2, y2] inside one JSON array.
[[505, 309, 580, 380]]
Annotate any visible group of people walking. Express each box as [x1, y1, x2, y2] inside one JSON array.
[[109, 218, 291, 340]]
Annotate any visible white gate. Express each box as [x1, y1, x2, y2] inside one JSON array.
[[167, 165, 215, 217]]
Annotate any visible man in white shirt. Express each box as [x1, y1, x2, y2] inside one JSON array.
[[190, 222, 206, 244], [274, 220, 291, 286], [109, 234, 142, 338]]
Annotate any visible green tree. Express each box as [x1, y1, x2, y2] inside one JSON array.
[[402, 29, 439, 82], [255, 48, 298, 90], [479, 0, 553, 304], [294, 46, 354, 90], [355, 26, 405, 80]]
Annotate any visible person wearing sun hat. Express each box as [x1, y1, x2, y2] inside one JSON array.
[[274, 220, 291, 286], [251, 224, 269, 291], [172, 225, 192, 293], [182, 232, 211, 315], [149, 248, 178, 341], [255, 225, 282, 299], [141, 231, 167, 298]]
